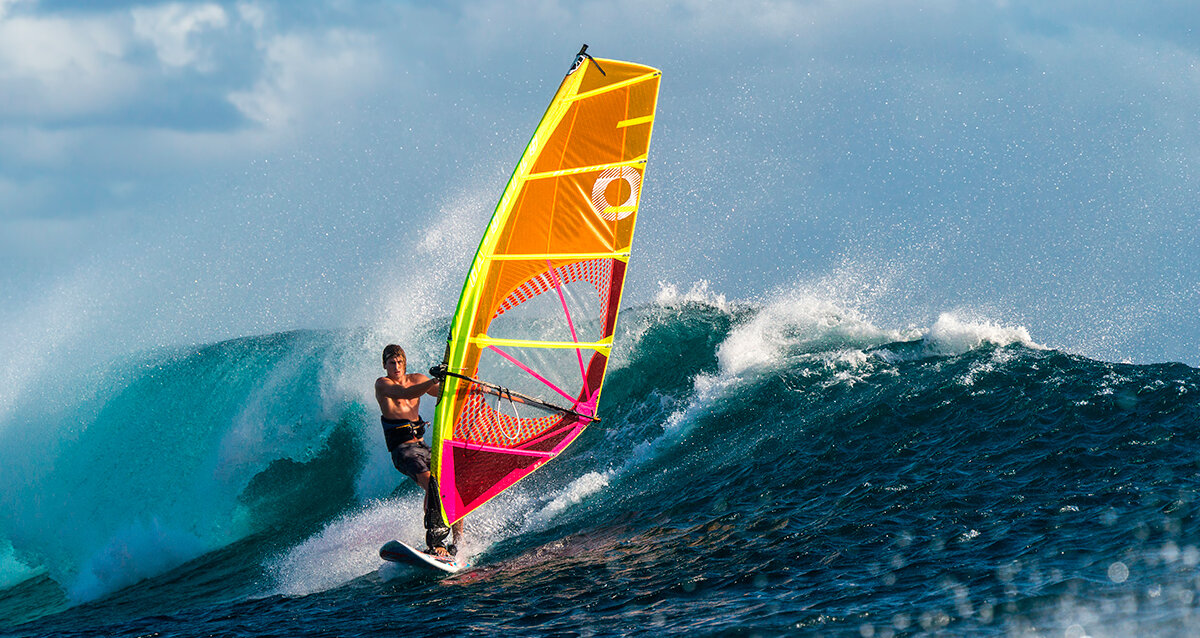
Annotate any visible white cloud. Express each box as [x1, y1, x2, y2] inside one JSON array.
[[0, 12, 138, 119], [0, 2, 243, 122], [227, 29, 382, 129], [131, 2, 229, 71], [0, 1, 390, 220], [237, 1, 266, 31], [0, 0, 31, 21]]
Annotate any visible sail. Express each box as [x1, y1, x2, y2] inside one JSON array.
[[430, 48, 661, 525]]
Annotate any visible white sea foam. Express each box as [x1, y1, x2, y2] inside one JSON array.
[[925, 312, 1043, 357], [714, 289, 1042, 378], [654, 280, 730, 310], [519, 471, 612, 532], [270, 468, 616, 595], [716, 293, 909, 377], [269, 497, 420, 596]]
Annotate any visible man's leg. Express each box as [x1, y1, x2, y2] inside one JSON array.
[[417, 471, 453, 555]]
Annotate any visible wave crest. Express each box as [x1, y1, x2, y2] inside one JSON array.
[[925, 313, 1043, 357]]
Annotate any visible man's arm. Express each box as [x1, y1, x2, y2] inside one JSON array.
[[375, 375, 440, 400], [414, 373, 442, 398]]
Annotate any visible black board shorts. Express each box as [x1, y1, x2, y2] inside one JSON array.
[[391, 440, 431, 482]]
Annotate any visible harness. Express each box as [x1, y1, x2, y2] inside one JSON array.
[[381, 416, 427, 452]]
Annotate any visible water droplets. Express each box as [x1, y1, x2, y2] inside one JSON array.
[[1064, 623, 1091, 638], [1107, 561, 1129, 584]]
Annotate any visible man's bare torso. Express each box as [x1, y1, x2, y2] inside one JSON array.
[[376, 373, 427, 421]]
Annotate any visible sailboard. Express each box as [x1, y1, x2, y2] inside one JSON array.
[[379, 540, 467, 574], [429, 46, 661, 527]]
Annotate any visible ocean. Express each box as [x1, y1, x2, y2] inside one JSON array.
[[2, 291, 1198, 637]]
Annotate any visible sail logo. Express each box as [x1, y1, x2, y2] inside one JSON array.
[[590, 166, 641, 221]]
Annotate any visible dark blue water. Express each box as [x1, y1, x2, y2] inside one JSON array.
[[3, 296, 1199, 637]]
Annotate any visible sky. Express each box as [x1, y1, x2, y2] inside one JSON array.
[[1, 0, 1198, 369]]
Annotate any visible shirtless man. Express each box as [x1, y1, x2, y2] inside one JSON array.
[[375, 344, 462, 556]]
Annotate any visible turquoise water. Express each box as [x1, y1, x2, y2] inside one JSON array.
[[2, 298, 1199, 636]]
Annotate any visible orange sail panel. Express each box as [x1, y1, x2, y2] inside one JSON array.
[[430, 50, 661, 525]]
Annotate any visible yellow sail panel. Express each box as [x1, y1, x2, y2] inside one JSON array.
[[432, 48, 660, 526]]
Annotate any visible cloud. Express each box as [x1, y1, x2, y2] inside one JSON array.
[[0, 10, 137, 119], [227, 28, 383, 130], [131, 2, 229, 70], [0, 0, 30, 20], [0, 1, 391, 223]]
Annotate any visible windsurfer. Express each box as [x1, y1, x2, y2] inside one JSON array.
[[375, 344, 463, 556]]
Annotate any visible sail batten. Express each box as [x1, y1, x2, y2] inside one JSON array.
[[526, 158, 647, 181], [469, 336, 614, 350], [567, 70, 661, 102], [617, 115, 655, 128], [430, 49, 661, 526], [490, 252, 631, 261]]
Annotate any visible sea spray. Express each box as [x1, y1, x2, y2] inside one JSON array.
[[924, 312, 1042, 357], [0, 542, 37, 592], [714, 292, 913, 377], [269, 498, 420, 597]]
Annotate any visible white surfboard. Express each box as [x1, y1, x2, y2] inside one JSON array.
[[379, 540, 466, 574]]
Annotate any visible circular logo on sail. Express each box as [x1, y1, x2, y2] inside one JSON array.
[[590, 166, 641, 221]]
